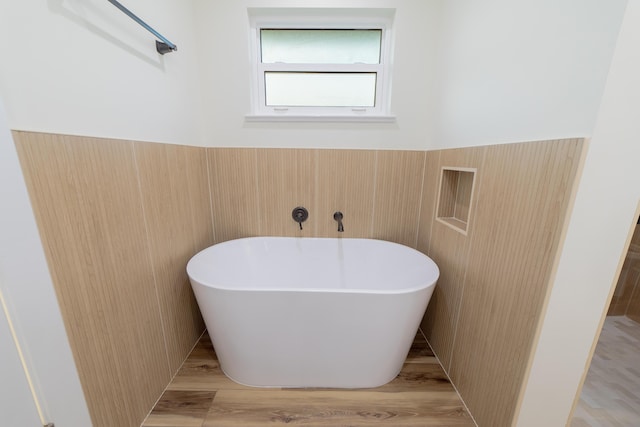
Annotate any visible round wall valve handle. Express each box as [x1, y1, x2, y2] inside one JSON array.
[[292, 207, 309, 230]]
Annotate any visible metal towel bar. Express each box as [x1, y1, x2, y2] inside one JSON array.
[[107, 0, 177, 54]]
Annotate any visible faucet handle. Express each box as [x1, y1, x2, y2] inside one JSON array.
[[292, 207, 309, 230]]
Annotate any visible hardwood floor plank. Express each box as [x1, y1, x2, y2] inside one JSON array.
[[151, 330, 474, 426], [281, 362, 452, 393], [186, 334, 215, 360], [203, 390, 474, 426], [166, 358, 254, 392], [405, 331, 436, 363], [142, 390, 216, 427], [376, 362, 455, 392]]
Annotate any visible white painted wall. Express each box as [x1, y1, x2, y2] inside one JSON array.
[[1, 0, 442, 150], [0, 0, 204, 146], [431, 0, 628, 149], [516, 0, 640, 424], [6, 0, 619, 151], [193, 0, 442, 150], [0, 297, 42, 427], [0, 100, 93, 426]]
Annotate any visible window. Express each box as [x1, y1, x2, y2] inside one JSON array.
[[247, 9, 395, 122]]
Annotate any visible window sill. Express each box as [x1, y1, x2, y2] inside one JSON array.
[[245, 114, 396, 124]]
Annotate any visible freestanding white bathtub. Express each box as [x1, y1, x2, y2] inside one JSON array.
[[186, 237, 439, 388]]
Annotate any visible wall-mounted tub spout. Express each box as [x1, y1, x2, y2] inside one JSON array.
[[334, 211, 344, 232]]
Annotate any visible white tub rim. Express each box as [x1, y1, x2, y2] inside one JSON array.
[[187, 236, 439, 295]]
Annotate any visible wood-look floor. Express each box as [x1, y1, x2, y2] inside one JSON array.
[[572, 316, 640, 427], [141, 331, 475, 427]]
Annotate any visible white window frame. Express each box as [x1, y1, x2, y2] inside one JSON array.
[[246, 8, 396, 123]]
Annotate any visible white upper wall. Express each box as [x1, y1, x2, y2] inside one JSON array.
[[193, 0, 442, 149], [0, 301, 42, 427], [0, 0, 204, 146], [1, 1, 627, 150], [0, 99, 93, 426], [431, 0, 628, 149]]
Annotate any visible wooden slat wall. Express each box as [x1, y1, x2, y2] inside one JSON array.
[[14, 132, 212, 427], [207, 148, 426, 246], [420, 147, 486, 372], [256, 148, 317, 236], [316, 149, 377, 238], [437, 169, 460, 219], [420, 139, 584, 427], [416, 151, 441, 255], [454, 171, 474, 224], [373, 151, 427, 247], [134, 142, 211, 372], [207, 148, 260, 241]]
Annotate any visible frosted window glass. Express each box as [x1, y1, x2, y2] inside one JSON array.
[[265, 73, 376, 107], [261, 29, 381, 64]]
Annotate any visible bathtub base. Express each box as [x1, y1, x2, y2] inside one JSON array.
[[194, 287, 433, 388]]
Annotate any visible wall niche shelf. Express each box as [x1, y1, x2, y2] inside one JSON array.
[[436, 167, 477, 235]]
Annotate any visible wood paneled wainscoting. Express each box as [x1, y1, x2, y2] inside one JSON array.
[[206, 148, 426, 245], [14, 131, 584, 427], [419, 139, 585, 427], [14, 132, 213, 427]]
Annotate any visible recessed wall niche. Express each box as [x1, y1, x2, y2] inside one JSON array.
[[436, 167, 477, 234]]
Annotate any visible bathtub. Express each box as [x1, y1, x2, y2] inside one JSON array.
[[186, 237, 439, 388]]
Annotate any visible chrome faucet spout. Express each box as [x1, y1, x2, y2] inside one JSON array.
[[333, 211, 344, 232]]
